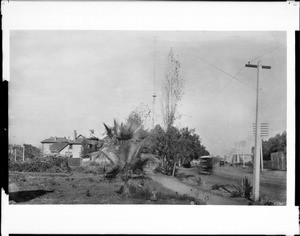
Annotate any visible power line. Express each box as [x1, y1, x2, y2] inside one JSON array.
[[199, 58, 256, 91], [248, 47, 280, 63], [202, 66, 247, 107]]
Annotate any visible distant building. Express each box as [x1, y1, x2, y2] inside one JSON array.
[[41, 136, 69, 156], [41, 130, 98, 158], [225, 153, 253, 164]]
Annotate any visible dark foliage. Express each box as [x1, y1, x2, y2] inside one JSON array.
[[145, 125, 210, 168], [155, 161, 178, 176], [9, 144, 42, 161], [254, 131, 286, 160], [9, 156, 71, 173], [182, 162, 191, 168], [231, 176, 253, 200]]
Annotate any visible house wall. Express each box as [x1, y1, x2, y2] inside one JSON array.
[[60, 145, 72, 157], [72, 144, 82, 158], [42, 143, 52, 155], [59, 144, 82, 158]]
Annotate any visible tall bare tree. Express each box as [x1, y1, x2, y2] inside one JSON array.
[[161, 48, 184, 129]]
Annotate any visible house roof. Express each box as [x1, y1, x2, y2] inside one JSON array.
[[69, 140, 83, 145], [69, 135, 86, 145], [50, 142, 69, 153], [41, 137, 69, 143]]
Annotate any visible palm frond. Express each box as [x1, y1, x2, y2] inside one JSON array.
[[103, 123, 113, 138]]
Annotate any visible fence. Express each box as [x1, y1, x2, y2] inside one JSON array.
[[263, 152, 286, 171], [68, 158, 82, 167], [270, 151, 286, 171]]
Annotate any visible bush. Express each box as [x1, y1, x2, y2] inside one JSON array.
[[90, 161, 101, 166], [9, 156, 70, 173], [129, 158, 149, 174], [231, 176, 252, 200], [182, 162, 191, 168], [155, 161, 178, 176], [128, 184, 152, 200]]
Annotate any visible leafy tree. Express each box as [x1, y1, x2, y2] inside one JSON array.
[[262, 131, 286, 160], [24, 144, 42, 159], [102, 119, 149, 171], [126, 103, 152, 129], [161, 48, 184, 129], [146, 125, 210, 176], [252, 131, 287, 160]]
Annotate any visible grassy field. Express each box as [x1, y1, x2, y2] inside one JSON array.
[[9, 169, 204, 205]]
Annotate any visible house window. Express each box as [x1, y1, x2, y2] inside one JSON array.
[[69, 144, 73, 150]]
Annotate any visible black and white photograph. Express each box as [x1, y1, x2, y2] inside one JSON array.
[[2, 2, 299, 235], [8, 30, 287, 205]]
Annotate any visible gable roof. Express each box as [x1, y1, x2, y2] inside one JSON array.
[[41, 137, 69, 143], [50, 142, 69, 153]]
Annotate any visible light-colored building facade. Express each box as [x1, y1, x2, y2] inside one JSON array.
[[41, 131, 85, 158]]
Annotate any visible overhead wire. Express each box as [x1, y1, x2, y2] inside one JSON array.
[[201, 66, 247, 107], [198, 46, 280, 107], [199, 58, 256, 91], [248, 47, 280, 63]]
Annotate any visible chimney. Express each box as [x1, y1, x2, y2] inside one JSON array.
[[74, 130, 77, 141], [54, 136, 57, 141]]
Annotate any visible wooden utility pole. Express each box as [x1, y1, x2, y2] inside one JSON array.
[[260, 138, 264, 171], [245, 61, 271, 202]]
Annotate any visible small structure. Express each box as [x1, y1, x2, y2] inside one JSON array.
[[270, 151, 286, 171], [229, 153, 253, 165]]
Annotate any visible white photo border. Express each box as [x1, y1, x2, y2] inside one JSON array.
[[2, 1, 299, 235]]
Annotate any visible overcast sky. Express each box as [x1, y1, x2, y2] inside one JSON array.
[[9, 31, 286, 155]]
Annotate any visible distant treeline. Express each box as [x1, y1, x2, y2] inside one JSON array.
[[9, 144, 42, 161]]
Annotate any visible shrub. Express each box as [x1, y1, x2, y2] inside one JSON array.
[[231, 176, 252, 200], [211, 183, 222, 190], [85, 189, 92, 197], [9, 156, 70, 173], [90, 161, 100, 166], [129, 158, 149, 174], [193, 177, 203, 186], [155, 161, 178, 176], [182, 162, 191, 168]]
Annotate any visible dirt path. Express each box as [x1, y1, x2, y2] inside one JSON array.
[[178, 166, 286, 203], [146, 171, 249, 205]]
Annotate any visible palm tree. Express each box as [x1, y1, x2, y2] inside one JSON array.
[[86, 119, 149, 178]]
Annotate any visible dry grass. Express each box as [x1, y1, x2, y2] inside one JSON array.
[[9, 171, 204, 204]]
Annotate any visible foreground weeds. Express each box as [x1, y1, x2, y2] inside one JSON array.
[[9, 156, 70, 173]]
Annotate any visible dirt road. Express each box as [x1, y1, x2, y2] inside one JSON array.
[[178, 165, 286, 203], [146, 171, 249, 205]]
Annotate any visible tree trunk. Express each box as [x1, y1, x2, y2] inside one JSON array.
[[172, 161, 177, 176]]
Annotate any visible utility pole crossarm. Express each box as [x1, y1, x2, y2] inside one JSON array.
[[245, 63, 271, 69]]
